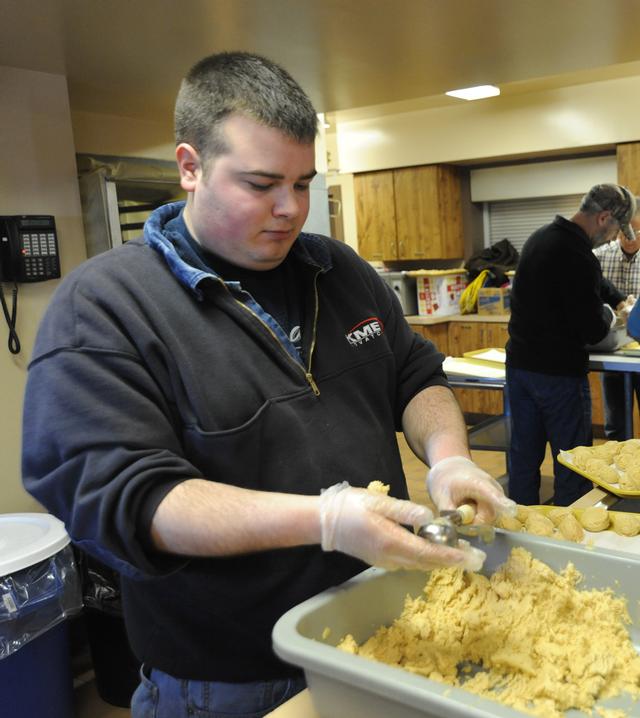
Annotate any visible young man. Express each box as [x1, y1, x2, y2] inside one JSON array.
[[593, 209, 640, 439], [22, 52, 513, 717], [506, 183, 634, 506]]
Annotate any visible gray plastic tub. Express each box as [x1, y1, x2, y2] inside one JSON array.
[[273, 532, 640, 718]]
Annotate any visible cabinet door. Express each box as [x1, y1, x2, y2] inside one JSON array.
[[617, 142, 640, 195], [448, 322, 505, 416], [354, 171, 397, 261], [410, 323, 449, 356], [394, 165, 464, 260], [435, 165, 464, 259]]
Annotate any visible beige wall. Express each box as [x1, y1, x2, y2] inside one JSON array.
[[72, 110, 175, 160], [335, 74, 640, 173], [0, 66, 87, 513]]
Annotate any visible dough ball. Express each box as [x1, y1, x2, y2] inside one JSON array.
[[614, 452, 638, 471], [584, 458, 613, 477], [591, 442, 618, 462], [593, 464, 621, 485], [611, 512, 640, 537], [547, 507, 572, 526], [496, 515, 523, 532], [515, 505, 535, 522], [367, 480, 390, 495], [579, 507, 610, 532], [524, 512, 554, 537], [570, 447, 594, 470], [557, 513, 584, 542], [619, 472, 640, 491]]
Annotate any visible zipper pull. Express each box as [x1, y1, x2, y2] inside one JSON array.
[[306, 372, 320, 396]]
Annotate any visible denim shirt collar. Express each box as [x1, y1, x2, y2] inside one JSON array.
[[144, 201, 332, 300]]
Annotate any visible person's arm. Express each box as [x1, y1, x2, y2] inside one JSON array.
[[401, 385, 515, 523], [401, 384, 470, 465], [150, 480, 321, 556], [149, 473, 486, 572]]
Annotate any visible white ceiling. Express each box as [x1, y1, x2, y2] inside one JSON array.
[[4, 0, 640, 123]]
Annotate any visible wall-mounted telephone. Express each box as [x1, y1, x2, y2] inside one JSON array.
[[0, 215, 61, 354], [0, 215, 61, 282]]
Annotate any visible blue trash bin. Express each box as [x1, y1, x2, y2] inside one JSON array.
[[0, 513, 82, 718]]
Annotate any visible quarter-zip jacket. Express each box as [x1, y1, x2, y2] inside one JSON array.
[[23, 201, 449, 681]]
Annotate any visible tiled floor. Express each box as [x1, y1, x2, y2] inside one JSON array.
[[74, 434, 556, 718]]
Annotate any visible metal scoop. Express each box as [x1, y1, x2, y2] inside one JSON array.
[[417, 504, 495, 548]]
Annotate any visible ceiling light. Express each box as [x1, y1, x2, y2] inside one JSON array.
[[445, 85, 500, 101]]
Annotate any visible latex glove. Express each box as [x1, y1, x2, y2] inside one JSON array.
[[319, 481, 486, 572], [427, 456, 516, 525]]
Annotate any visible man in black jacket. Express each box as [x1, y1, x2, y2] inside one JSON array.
[[22, 52, 514, 718], [507, 183, 635, 506]]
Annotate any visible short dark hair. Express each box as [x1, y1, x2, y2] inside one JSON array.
[[174, 51, 318, 163]]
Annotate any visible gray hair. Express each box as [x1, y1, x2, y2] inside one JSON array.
[[174, 51, 318, 164]]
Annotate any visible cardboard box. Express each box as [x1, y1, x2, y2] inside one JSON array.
[[408, 270, 468, 318], [478, 286, 510, 315]]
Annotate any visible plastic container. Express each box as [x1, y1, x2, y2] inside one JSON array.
[[273, 531, 640, 718], [407, 270, 468, 318], [0, 513, 82, 718]]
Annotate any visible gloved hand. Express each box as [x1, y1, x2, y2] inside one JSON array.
[[319, 481, 486, 572], [617, 295, 637, 321], [427, 456, 516, 525]]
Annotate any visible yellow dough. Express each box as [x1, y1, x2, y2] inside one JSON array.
[[496, 514, 522, 531], [524, 512, 554, 537], [337, 548, 640, 718], [611, 512, 640, 537], [367, 480, 390, 495], [570, 446, 593, 469], [516, 504, 535, 522], [579, 507, 610, 532], [556, 513, 584, 543], [547, 507, 572, 526]]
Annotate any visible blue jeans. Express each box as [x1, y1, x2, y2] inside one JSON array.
[[506, 366, 592, 506], [130, 665, 307, 718], [600, 371, 640, 439]]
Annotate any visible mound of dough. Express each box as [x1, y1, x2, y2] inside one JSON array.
[[338, 548, 640, 718], [556, 513, 584, 542], [579, 507, 610, 532], [367, 480, 390, 495], [547, 507, 572, 526], [496, 514, 522, 532], [524, 512, 554, 537], [611, 512, 640, 537]]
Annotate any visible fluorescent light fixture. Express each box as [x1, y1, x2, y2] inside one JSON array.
[[445, 85, 500, 101]]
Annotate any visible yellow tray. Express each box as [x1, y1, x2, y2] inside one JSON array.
[[558, 450, 640, 498]]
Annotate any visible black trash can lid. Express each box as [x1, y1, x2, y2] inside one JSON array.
[[0, 513, 70, 577]]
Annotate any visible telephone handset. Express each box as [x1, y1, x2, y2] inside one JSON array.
[[0, 215, 61, 282], [0, 215, 61, 354]]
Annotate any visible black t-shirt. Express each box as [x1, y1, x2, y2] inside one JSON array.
[[165, 213, 305, 358]]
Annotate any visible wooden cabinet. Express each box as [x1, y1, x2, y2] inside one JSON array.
[[394, 165, 463, 260], [447, 322, 509, 417], [411, 323, 449, 356], [353, 170, 397, 261], [617, 142, 640, 195], [354, 164, 464, 261]]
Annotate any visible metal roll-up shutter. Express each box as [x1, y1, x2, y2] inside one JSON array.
[[486, 194, 583, 252]]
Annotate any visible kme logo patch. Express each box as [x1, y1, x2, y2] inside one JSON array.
[[346, 316, 384, 347]]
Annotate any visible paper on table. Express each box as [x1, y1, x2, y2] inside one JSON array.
[[468, 348, 506, 364], [443, 356, 506, 380]]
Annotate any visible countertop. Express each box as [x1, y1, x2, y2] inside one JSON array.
[[406, 313, 509, 325]]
